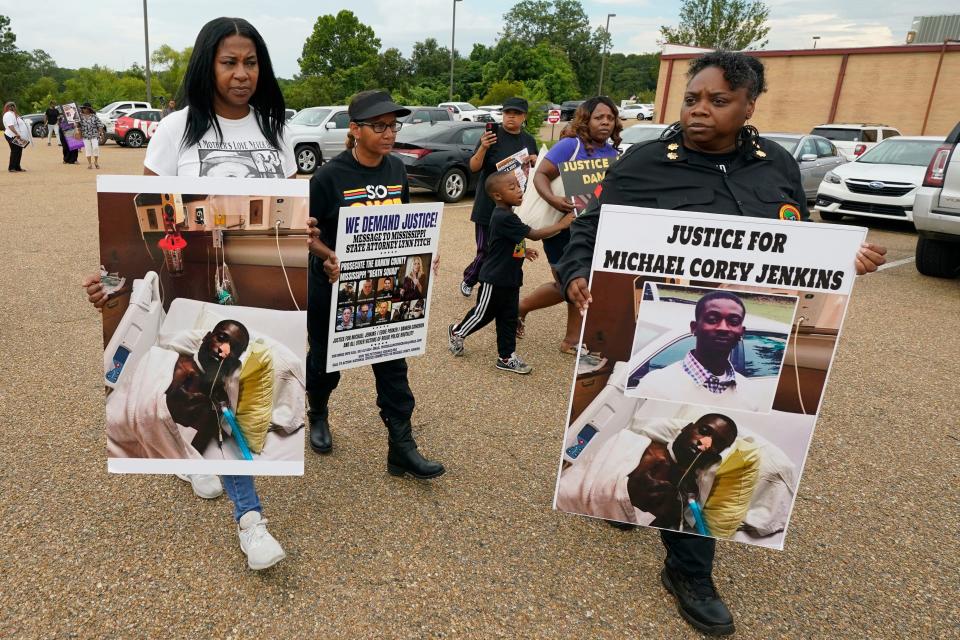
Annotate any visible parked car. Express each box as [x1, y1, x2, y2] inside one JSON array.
[[617, 123, 669, 154], [285, 106, 350, 174], [478, 105, 503, 123], [912, 121, 960, 278], [765, 133, 847, 200], [111, 109, 163, 147], [398, 107, 453, 125], [392, 122, 485, 203], [22, 113, 48, 137], [97, 101, 151, 127], [438, 102, 487, 122], [284, 108, 297, 120], [809, 123, 901, 161], [619, 104, 654, 120], [814, 136, 945, 222], [560, 100, 585, 121]]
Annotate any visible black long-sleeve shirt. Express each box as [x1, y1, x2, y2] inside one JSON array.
[[556, 128, 810, 296]]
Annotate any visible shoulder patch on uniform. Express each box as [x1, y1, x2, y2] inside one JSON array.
[[779, 204, 801, 221]]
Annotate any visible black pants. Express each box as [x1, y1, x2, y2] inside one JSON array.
[[5, 136, 23, 171], [461, 222, 489, 286], [306, 256, 415, 422], [58, 127, 78, 163], [452, 283, 519, 359], [661, 529, 715, 577]]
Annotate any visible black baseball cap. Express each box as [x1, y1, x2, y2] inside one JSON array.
[[348, 90, 411, 121], [502, 97, 528, 113]]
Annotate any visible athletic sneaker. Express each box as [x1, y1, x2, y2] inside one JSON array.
[[496, 353, 532, 375], [447, 323, 464, 356], [176, 473, 223, 499], [237, 511, 286, 570], [460, 281, 473, 297]]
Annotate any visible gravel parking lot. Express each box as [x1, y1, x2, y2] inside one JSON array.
[[0, 143, 957, 638]]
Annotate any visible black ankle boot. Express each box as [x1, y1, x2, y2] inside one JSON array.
[[308, 409, 332, 454], [382, 415, 444, 479], [661, 566, 735, 636]]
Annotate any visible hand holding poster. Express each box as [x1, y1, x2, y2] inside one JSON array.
[[553, 206, 866, 549], [326, 202, 443, 372], [558, 155, 615, 214], [97, 176, 309, 476]]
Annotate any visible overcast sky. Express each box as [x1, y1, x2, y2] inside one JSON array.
[[2, 1, 955, 77]]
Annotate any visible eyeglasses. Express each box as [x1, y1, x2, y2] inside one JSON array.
[[356, 121, 403, 133]]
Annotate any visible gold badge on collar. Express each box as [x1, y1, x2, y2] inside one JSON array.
[[755, 149, 767, 158], [667, 152, 679, 160], [667, 143, 679, 151]]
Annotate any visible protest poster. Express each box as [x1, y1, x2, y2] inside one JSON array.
[[558, 155, 615, 213], [553, 206, 866, 549], [326, 202, 443, 372], [496, 149, 532, 191], [97, 175, 309, 476]]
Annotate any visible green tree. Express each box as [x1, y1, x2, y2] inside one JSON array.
[[410, 38, 452, 83], [63, 66, 147, 106], [375, 48, 411, 94], [500, 0, 608, 96], [299, 11, 380, 78], [151, 44, 193, 101], [0, 16, 31, 103], [660, 0, 770, 50], [21, 76, 59, 111], [485, 40, 578, 102], [481, 80, 526, 106]]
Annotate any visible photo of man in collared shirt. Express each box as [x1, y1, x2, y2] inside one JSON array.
[[629, 290, 775, 412]]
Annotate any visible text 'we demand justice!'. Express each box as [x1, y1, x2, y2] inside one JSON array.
[[343, 211, 440, 254], [602, 223, 847, 291]]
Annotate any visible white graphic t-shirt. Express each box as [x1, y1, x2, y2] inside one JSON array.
[[144, 106, 296, 178]]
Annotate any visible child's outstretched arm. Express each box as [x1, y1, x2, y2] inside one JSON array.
[[526, 212, 575, 241]]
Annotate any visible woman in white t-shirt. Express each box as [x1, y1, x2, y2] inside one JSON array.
[[82, 17, 295, 571], [3, 101, 31, 172]]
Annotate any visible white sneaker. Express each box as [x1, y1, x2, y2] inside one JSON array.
[[237, 511, 286, 570], [176, 473, 223, 499]]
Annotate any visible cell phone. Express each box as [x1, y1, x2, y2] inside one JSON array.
[[565, 424, 599, 460], [485, 122, 499, 135]]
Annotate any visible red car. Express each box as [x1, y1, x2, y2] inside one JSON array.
[[110, 109, 163, 147]]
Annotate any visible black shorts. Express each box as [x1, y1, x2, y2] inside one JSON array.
[[541, 228, 571, 267]]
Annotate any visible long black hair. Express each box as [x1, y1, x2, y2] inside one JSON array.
[[178, 17, 286, 150]]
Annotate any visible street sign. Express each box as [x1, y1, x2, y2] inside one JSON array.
[[547, 109, 561, 124]]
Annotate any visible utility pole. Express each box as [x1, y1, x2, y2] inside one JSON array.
[[812, 35, 821, 49], [598, 13, 615, 96], [450, 0, 463, 101], [143, 0, 153, 104]]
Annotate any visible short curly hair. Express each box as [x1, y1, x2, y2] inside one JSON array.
[[687, 51, 767, 100]]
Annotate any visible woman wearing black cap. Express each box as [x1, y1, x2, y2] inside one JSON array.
[[304, 89, 445, 480], [459, 96, 538, 297], [558, 51, 886, 636]]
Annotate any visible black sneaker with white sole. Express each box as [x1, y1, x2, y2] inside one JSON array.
[[495, 353, 532, 374], [447, 323, 464, 356]]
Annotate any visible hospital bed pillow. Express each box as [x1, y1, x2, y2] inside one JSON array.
[[235, 340, 274, 454], [702, 441, 760, 538]]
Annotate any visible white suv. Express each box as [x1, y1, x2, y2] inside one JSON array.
[[912, 121, 960, 278], [438, 102, 487, 122], [810, 124, 901, 161]]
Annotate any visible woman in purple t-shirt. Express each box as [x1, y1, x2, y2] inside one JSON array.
[[518, 97, 621, 353]]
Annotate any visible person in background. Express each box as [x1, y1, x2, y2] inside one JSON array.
[[162, 98, 177, 119], [3, 101, 30, 172], [81, 16, 295, 571], [45, 100, 61, 146], [517, 96, 621, 354], [460, 97, 538, 297], [77, 103, 101, 169]]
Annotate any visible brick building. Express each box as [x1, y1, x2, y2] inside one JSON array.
[[654, 43, 960, 136]]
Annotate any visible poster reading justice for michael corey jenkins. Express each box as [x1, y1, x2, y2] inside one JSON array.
[[553, 206, 866, 550], [326, 202, 443, 373]]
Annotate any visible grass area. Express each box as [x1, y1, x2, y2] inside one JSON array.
[[659, 286, 797, 325]]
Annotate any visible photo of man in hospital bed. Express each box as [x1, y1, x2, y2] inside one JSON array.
[[556, 387, 807, 548], [104, 272, 305, 474]]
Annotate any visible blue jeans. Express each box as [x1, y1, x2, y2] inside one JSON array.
[[222, 475, 262, 522]]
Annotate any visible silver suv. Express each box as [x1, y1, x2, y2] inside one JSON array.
[[810, 123, 901, 161], [912, 121, 960, 278], [286, 106, 350, 174]]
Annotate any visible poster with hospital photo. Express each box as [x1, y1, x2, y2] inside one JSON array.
[[552, 206, 866, 549], [96, 175, 310, 476]]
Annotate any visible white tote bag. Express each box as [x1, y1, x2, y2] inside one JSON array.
[[516, 140, 580, 236]]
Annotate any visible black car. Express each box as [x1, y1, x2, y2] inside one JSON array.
[[560, 100, 585, 121], [398, 107, 453, 125], [392, 122, 485, 203]]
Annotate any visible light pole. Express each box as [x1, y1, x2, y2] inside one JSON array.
[[597, 13, 615, 96], [812, 35, 821, 49], [143, 0, 153, 104], [449, 0, 462, 101]]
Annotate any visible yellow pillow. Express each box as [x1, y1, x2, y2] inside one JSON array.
[[235, 340, 274, 454], [702, 441, 761, 539]]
